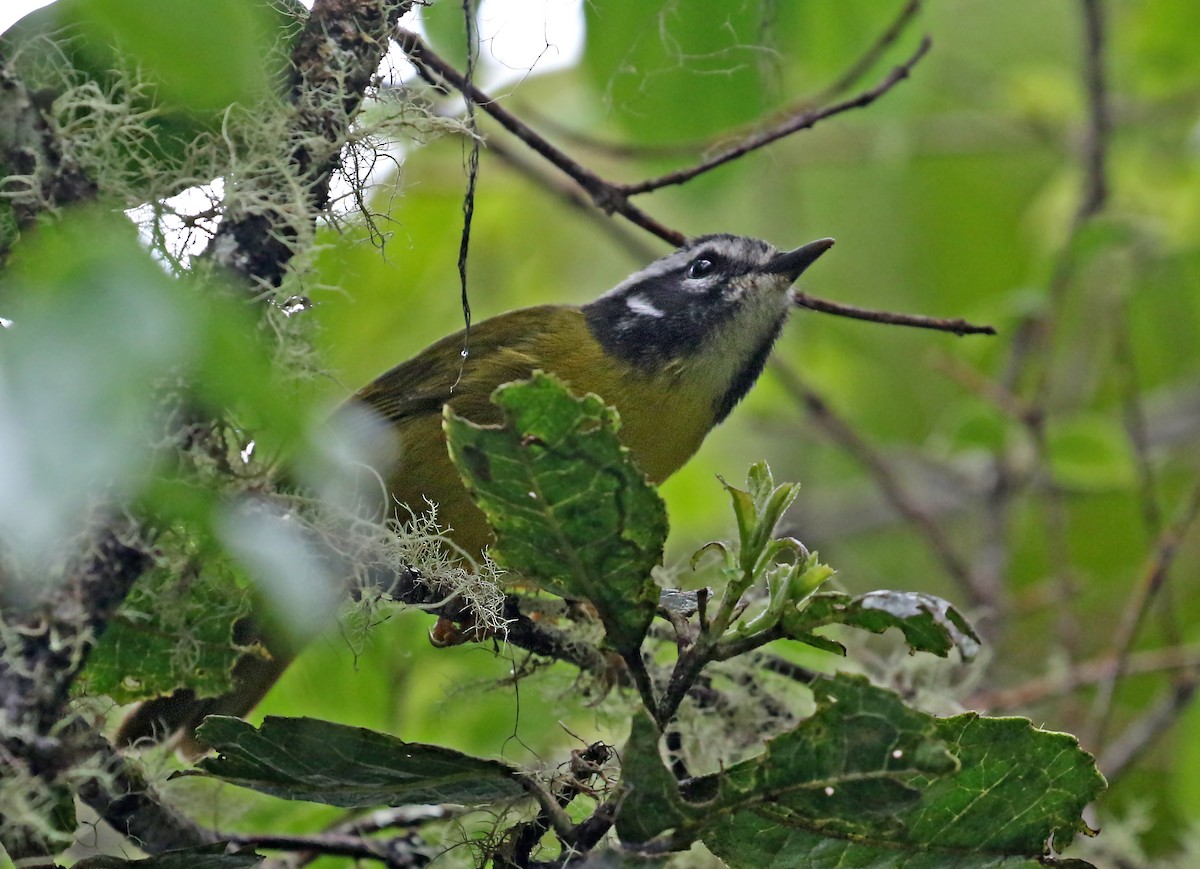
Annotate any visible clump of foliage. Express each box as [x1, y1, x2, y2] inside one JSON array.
[[186, 374, 1104, 867]]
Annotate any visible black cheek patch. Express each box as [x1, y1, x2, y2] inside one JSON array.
[[585, 273, 739, 370], [712, 318, 785, 423]]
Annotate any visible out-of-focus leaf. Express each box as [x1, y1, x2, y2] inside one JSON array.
[[0, 209, 193, 575], [1046, 415, 1137, 492], [582, 0, 771, 142], [445, 372, 665, 656], [787, 590, 982, 660], [420, 0, 471, 72], [1, 0, 299, 181], [217, 500, 341, 649], [0, 207, 309, 574], [1126, 0, 1200, 96], [946, 403, 1013, 454], [196, 716, 526, 807], [3, 0, 293, 114]]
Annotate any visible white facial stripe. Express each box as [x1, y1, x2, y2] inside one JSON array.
[[601, 249, 694, 299], [599, 236, 782, 301], [625, 294, 665, 318]]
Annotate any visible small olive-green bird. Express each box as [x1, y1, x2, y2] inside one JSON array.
[[116, 233, 834, 749]]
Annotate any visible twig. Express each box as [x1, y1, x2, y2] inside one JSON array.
[[224, 831, 429, 868], [971, 644, 1200, 710], [395, 28, 981, 347], [208, 0, 414, 288], [814, 0, 924, 103], [394, 28, 686, 247], [1076, 0, 1110, 223], [455, 0, 480, 341], [1099, 676, 1200, 783], [932, 352, 1035, 424], [771, 361, 992, 611], [1086, 478, 1200, 749], [259, 806, 464, 869], [1113, 305, 1163, 539], [618, 36, 932, 196], [794, 292, 997, 336]]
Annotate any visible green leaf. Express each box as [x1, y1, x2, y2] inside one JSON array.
[[0, 210, 194, 572], [616, 675, 1103, 868], [195, 716, 526, 807], [710, 829, 1094, 869], [582, 0, 771, 143], [616, 712, 690, 843], [721, 462, 801, 575], [787, 591, 982, 661], [706, 680, 1104, 866], [73, 843, 263, 869], [445, 372, 666, 655], [1045, 415, 1137, 492], [420, 0, 473, 71], [1, 0, 298, 183], [619, 674, 957, 842], [78, 555, 253, 703]]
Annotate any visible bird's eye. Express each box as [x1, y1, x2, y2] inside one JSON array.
[[687, 258, 715, 279]]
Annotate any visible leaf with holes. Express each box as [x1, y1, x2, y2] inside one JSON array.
[[445, 372, 665, 656]]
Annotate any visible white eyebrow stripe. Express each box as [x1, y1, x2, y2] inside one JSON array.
[[625, 294, 665, 318]]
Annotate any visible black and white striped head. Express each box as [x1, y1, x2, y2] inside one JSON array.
[[583, 234, 833, 421]]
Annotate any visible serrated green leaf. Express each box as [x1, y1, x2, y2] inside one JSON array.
[[615, 674, 1102, 867], [619, 674, 955, 843], [788, 591, 982, 661], [710, 827, 1092, 869], [445, 372, 665, 655], [700, 678, 1103, 867], [195, 716, 526, 807]]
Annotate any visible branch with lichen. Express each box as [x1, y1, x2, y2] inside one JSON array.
[[207, 0, 415, 291]]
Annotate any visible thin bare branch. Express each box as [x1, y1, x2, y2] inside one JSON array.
[[208, 0, 415, 288], [393, 28, 686, 246], [815, 0, 924, 103], [394, 29, 986, 346], [1076, 0, 1110, 223], [224, 831, 429, 868], [1086, 477, 1200, 749], [794, 291, 997, 336], [972, 644, 1200, 710], [506, 0, 924, 164], [771, 361, 992, 612], [1099, 676, 1200, 783], [619, 36, 932, 196]]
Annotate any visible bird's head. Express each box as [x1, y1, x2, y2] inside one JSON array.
[[582, 234, 834, 421]]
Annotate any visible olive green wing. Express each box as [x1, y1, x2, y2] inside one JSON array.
[[345, 305, 574, 427]]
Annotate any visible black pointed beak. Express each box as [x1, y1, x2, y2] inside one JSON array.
[[764, 237, 835, 281]]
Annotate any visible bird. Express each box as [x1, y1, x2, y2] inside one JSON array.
[[115, 232, 834, 750]]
